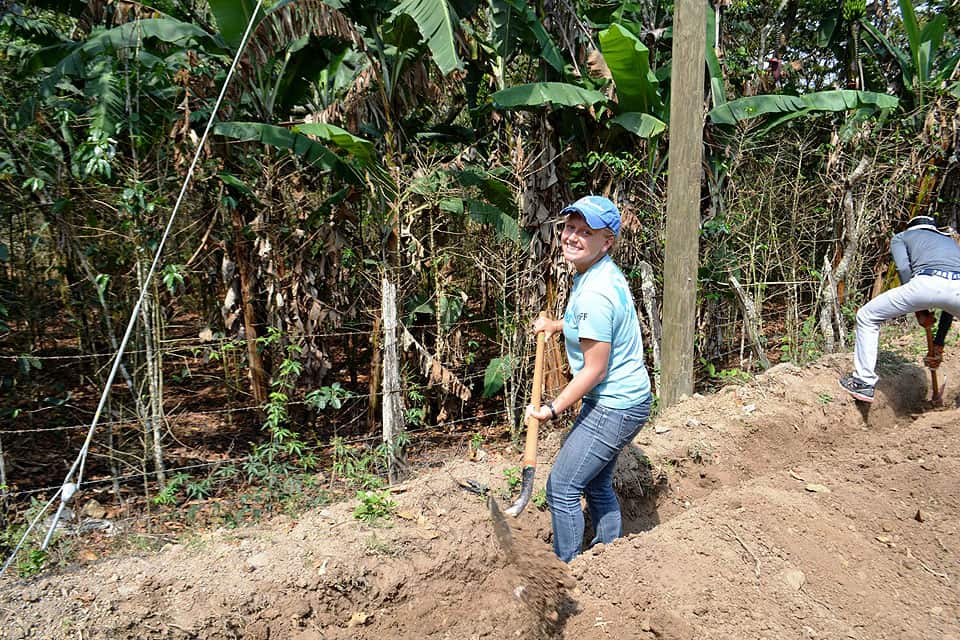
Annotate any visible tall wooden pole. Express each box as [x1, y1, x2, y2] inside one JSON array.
[[661, 0, 706, 408]]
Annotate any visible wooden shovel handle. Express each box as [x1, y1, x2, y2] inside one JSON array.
[[522, 314, 548, 467], [925, 326, 940, 398]]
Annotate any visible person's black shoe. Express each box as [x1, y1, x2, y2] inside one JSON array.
[[839, 374, 875, 403]]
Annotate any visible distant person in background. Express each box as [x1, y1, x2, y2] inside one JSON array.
[[526, 195, 651, 562], [840, 215, 960, 403]]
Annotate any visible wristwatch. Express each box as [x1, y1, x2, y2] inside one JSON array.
[[546, 401, 558, 420]]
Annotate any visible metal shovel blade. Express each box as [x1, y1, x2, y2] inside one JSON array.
[[504, 465, 536, 516], [932, 373, 947, 406]]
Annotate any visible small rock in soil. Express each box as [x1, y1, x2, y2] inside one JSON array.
[[781, 569, 806, 591]]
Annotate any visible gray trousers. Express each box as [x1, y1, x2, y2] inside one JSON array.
[[854, 275, 960, 385]]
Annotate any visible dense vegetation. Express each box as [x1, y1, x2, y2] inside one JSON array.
[[0, 0, 956, 573]]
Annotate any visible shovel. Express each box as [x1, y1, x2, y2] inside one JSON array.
[[503, 314, 547, 517], [924, 325, 946, 405]]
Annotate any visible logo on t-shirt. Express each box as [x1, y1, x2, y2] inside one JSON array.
[[577, 312, 589, 322]]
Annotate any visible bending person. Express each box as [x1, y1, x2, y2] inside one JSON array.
[[840, 215, 960, 403], [526, 195, 652, 562]]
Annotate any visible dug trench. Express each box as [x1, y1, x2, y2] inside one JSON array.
[[2, 346, 959, 640]]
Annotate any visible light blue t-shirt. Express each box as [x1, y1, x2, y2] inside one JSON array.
[[563, 255, 651, 408]]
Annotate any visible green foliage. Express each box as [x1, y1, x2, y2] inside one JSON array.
[[503, 466, 521, 490], [331, 437, 387, 490], [470, 432, 484, 451], [483, 355, 513, 397], [699, 358, 752, 385], [390, 0, 463, 75], [859, 0, 952, 101], [292, 122, 376, 166], [17, 548, 48, 578], [404, 406, 426, 426], [569, 150, 648, 190], [608, 112, 666, 138], [305, 382, 349, 411], [440, 197, 524, 246], [241, 333, 319, 495], [404, 388, 426, 426], [708, 90, 899, 130], [598, 24, 664, 116], [353, 490, 397, 524], [779, 315, 823, 364], [152, 472, 214, 505], [492, 82, 606, 109], [208, 0, 264, 50], [213, 122, 364, 182], [161, 264, 185, 295], [532, 488, 548, 511], [0, 499, 59, 577], [489, 0, 564, 76]]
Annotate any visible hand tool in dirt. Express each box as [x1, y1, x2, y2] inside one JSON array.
[[924, 326, 946, 405], [456, 478, 489, 496], [504, 313, 548, 517]]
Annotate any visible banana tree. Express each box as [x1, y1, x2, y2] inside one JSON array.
[[858, 0, 955, 109], [856, 0, 958, 223], [490, 22, 668, 140]]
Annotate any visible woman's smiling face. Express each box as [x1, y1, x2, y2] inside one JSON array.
[[560, 212, 614, 273]]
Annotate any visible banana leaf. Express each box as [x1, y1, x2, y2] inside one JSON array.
[[609, 112, 667, 138], [440, 197, 525, 246], [208, 0, 265, 50], [598, 24, 663, 116], [705, 3, 726, 107], [492, 82, 605, 109], [213, 122, 362, 182], [293, 123, 376, 167], [390, 0, 463, 75], [39, 19, 221, 96], [709, 90, 898, 126], [490, 0, 564, 73]]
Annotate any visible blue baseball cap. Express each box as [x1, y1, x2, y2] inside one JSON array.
[[561, 195, 621, 236]]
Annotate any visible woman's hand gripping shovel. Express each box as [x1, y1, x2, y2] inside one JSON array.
[[489, 313, 547, 551]]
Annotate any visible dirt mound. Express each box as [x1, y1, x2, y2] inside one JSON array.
[[3, 344, 959, 639], [489, 495, 576, 638]]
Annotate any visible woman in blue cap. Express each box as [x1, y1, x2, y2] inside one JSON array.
[[526, 195, 652, 562]]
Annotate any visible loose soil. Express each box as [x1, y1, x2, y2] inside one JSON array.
[[2, 343, 959, 640]]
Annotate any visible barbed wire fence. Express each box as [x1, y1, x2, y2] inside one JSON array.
[[0, 215, 863, 578]]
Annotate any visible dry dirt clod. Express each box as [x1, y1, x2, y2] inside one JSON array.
[[781, 569, 806, 591], [81, 499, 107, 519], [346, 611, 371, 627]]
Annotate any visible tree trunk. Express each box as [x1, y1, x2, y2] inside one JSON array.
[[729, 275, 771, 370], [381, 276, 408, 484], [661, 0, 706, 407], [0, 431, 7, 510], [819, 157, 869, 349], [368, 315, 382, 431], [137, 259, 166, 486], [231, 206, 269, 405], [639, 261, 663, 393]]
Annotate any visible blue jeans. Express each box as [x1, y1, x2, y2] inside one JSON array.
[[546, 396, 652, 562]]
